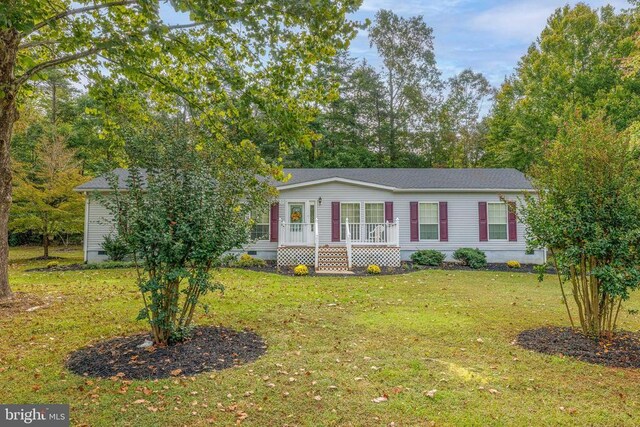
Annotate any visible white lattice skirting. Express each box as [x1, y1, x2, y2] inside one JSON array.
[[277, 246, 401, 267], [277, 247, 315, 266], [351, 246, 401, 267]]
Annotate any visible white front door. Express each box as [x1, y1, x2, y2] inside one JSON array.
[[288, 202, 306, 244]]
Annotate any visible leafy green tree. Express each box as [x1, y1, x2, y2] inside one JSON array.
[[434, 70, 494, 167], [520, 113, 640, 338], [0, 0, 361, 299], [369, 9, 441, 163], [105, 126, 276, 345], [10, 130, 86, 258], [484, 3, 640, 171], [286, 11, 493, 169]]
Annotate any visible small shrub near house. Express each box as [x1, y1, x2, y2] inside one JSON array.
[[235, 254, 267, 268], [411, 249, 445, 266], [367, 264, 381, 275], [218, 253, 238, 267], [506, 260, 521, 269], [101, 234, 129, 261], [294, 265, 309, 276], [46, 261, 59, 269], [453, 248, 487, 269]]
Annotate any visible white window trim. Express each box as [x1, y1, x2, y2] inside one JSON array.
[[250, 211, 270, 241], [340, 202, 361, 241], [418, 202, 440, 241], [487, 202, 508, 241]]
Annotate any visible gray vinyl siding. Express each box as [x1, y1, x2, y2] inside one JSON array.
[[82, 180, 545, 264], [275, 181, 544, 263], [85, 192, 116, 262]]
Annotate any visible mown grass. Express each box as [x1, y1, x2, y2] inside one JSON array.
[[2, 246, 640, 426]]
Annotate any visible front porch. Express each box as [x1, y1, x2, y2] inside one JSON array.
[[277, 218, 401, 269]]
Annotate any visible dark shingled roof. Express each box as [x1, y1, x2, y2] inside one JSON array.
[[75, 167, 533, 191]]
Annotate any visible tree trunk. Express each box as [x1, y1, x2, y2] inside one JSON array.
[[43, 234, 49, 259], [0, 30, 20, 300]]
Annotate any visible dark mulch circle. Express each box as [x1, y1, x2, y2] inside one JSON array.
[[516, 326, 640, 368], [66, 326, 267, 379]]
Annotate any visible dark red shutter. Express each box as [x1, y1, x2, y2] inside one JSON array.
[[508, 201, 517, 242], [478, 202, 488, 242], [410, 202, 419, 242], [331, 202, 340, 242], [385, 201, 394, 223], [270, 203, 279, 242], [439, 202, 448, 242]]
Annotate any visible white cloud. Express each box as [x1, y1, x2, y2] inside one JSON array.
[[470, 0, 631, 42]]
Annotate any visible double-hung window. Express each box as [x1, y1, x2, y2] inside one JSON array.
[[250, 211, 270, 241], [488, 202, 508, 240], [365, 203, 384, 224], [341, 203, 360, 240], [364, 202, 385, 242], [419, 202, 439, 240]]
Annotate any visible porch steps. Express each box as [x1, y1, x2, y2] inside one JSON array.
[[316, 246, 350, 272]]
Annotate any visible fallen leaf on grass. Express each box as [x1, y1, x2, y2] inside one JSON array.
[[133, 399, 147, 404], [170, 369, 183, 377], [371, 395, 388, 403], [426, 389, 437, 398]]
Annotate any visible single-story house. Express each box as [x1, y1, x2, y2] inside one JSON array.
[[74, 168, 546, 271]]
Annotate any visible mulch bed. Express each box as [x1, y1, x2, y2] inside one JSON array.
[[516, 326, 640, 368], [273, 262, 548, 276], [66, 326, 267, 379]]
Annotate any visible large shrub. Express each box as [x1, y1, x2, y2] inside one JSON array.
[[411, 250, 445, 266], [453, 248, 487, 269], [101, 234, 129, 261], [520, 113, 640, 338], [104, 134, 276, 345]]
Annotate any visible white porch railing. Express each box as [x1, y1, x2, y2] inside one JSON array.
[[314, 217, 319, 269], [344, 219, 400, 246], [279, 219, 316, 247], [345, 218, 352, 269], [279, 218, 400, 248]]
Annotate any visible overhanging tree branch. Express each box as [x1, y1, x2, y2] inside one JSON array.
[[17, 21, 218, 86], [24, 0, 139, 36], [15, 46, 106, 86]]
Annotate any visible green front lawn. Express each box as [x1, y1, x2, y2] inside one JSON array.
[[2, 246, 640, 426]]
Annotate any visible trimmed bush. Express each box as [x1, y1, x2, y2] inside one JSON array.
[[101, 234, 129, 261], [46, 261, 59, 269], [367, 264, 381, 275], [453, 248, 487, 269], [235, 254, 266, 268], [218, 253, 238, 267], [411, 249, 446, 266], [294, 265, 309, 276], [506, 260, 521, 269]]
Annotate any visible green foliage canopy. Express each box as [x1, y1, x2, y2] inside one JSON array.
[[520, 113, 640, 338], [484, 3, 640, 171]]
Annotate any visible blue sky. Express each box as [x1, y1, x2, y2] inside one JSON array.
[[350, 0, 631, 86]]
